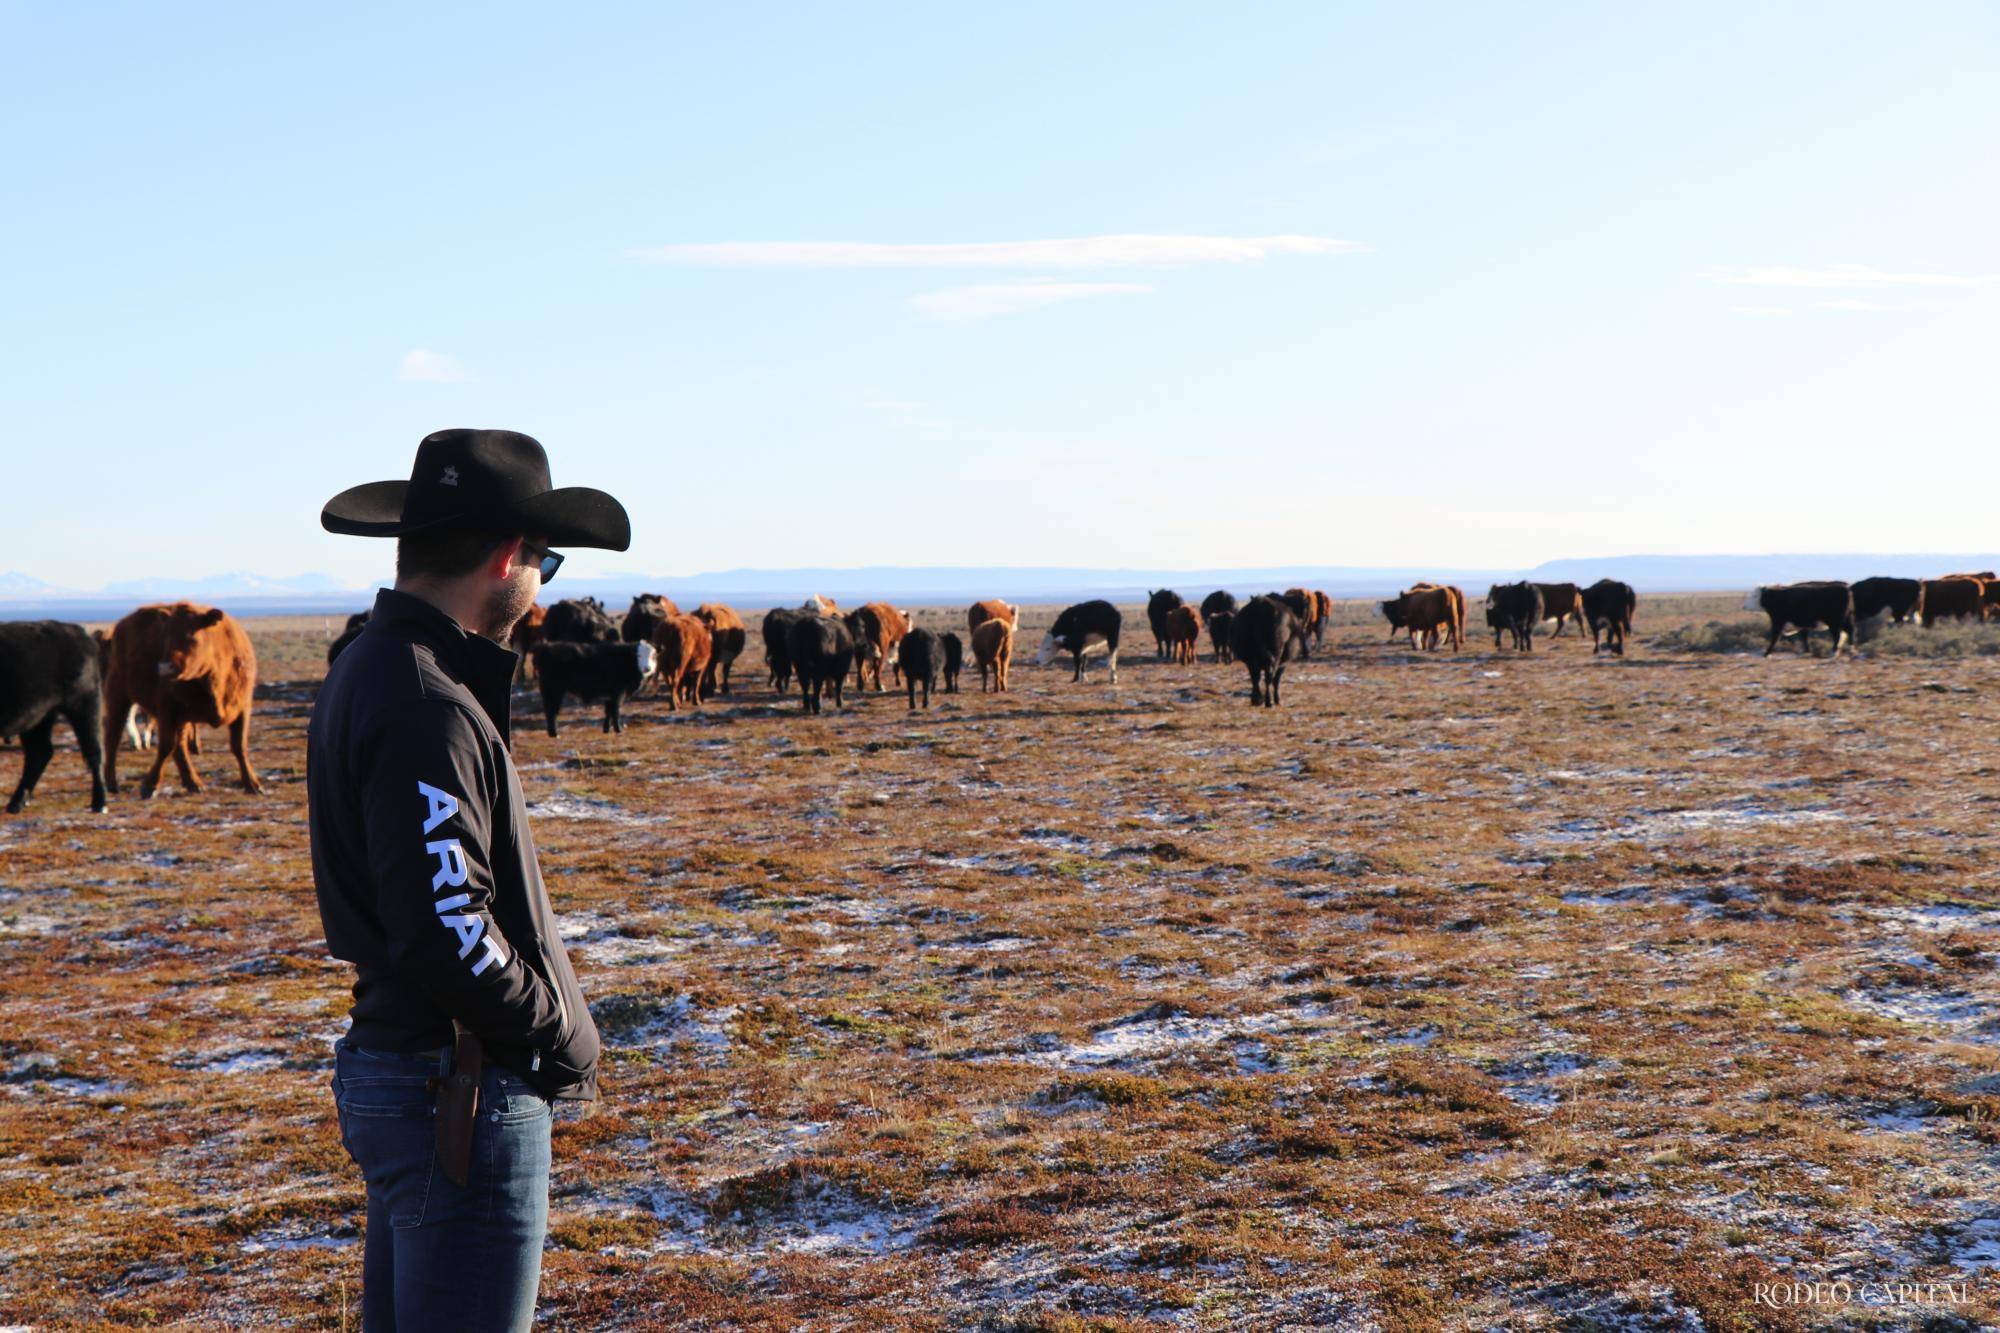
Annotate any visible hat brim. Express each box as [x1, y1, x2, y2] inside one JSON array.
[[321, 481, 632, 551]]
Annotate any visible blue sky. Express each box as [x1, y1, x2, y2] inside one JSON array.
[[4, 2, 1996, 590]]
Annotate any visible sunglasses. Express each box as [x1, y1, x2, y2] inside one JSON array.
[[517, 539, 564, 584]]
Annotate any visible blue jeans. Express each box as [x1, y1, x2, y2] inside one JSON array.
[[331, 1038, 553, 1332]]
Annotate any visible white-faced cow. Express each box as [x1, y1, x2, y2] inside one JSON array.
[[532, 641, 656, 735], [1038, 600, 1122, 684], [1743, 582, 1855, 656]]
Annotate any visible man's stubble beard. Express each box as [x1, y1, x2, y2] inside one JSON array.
[[474, 566, 541, 642]]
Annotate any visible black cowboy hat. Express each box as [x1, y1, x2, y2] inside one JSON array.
[[321, 428, 630, 550]]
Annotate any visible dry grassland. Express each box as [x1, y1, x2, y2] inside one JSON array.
[[2, 596, 1998, 1329]]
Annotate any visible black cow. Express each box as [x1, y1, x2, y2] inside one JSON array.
[[327, 611, 369, 666], [545, 597, 621, 644], [1201, 590, 1238, 621], [1851, 576, 1921, 628], [1743, 582, 1855, 657], [1207, 609, 1236, 664], [621, 594, 677, 645], [1037, 600, 1122, 684], [900, 628, 942, 710], [1, 621, 106, 813], [763, 608, 803, 691], [940, 632, 963, 693], [1146, 590, 1184, 661], [1485, 582, 1543, 652], [531, 641, 656, 736], [1581, 579, 1636, 656], [787, 614, 855, 714], [1231, 595, 1299, 707], [1265, 590, 1316, 658]]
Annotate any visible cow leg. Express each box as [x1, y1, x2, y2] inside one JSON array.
[[227, 712, 263, 794], [102, 682, 131, 795], [1270, 668, 1284, 707], [139, 721, 176, 799], [171, 724, 204, 793], [63, 701, 107, 812], [6, 718, 57, 813]]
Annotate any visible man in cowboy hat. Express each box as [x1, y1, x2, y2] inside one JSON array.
[[309, 429, 630, 1330]]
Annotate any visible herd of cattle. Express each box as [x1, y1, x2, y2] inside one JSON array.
[[1, 569, 1995, 814]]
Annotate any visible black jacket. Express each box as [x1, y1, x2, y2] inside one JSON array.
[[308, 589, 600, 1101]]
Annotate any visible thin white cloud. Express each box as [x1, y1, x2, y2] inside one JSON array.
[[627, 233, 1364, 268], [910, 279, 1151, 321], [1702, 264, 1994, 289], [398, 349, 470, 383], [1727, 305, 1790, 316]]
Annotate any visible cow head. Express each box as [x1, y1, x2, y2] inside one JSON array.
[[159, 607, 230, 682], [1036, 632, 1062, 666], [1377, 596, 1404, 623], [1740, 588, 1767, 613], [632, 642, 657, 681]]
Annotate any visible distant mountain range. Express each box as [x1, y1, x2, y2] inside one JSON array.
[[6, 555, 1998, 619]]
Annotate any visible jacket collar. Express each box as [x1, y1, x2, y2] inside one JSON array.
[[367, 587, 519, 745]]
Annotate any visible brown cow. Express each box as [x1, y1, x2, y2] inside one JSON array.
[[1284, 588, 1330, 650], [846, 603, 911, 691], [93, 629, 156, 752], [967, 598, 1019, 635], [102, 603, 261, 798], [1530, 582, 1586, 638], [1918, 577, 1987, 627], [971, 616, 1014, 692], [1381, 585, 1462, 652], [510, 603, 548, 680], [693, 603, 748, 695], [1165, 604, 1202, 664], [650, 614, 714, 709], [1939, 573, 2000, 622]]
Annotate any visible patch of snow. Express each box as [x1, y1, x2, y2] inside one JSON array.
[[524, 794, 667, 826]]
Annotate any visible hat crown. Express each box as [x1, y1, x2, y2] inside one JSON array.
[[404, 429, 552, 526]]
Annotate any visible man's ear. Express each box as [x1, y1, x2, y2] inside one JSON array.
[[484, 536, 525, 580]]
